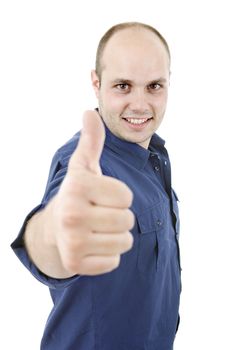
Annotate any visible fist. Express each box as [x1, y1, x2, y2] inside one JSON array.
[[50, 111, 134, 276]]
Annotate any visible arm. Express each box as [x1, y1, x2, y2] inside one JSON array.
[[23, 111, 134, 279], [24, 200, 72, 279]]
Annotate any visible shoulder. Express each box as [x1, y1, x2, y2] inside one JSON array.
[[55, 131, 81, 166], [50, 130, 113, 175], [57, 131, 81, 153]]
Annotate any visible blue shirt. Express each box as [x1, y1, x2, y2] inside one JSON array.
[[11, 123, 181, 350]]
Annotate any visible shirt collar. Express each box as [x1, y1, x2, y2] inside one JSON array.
[[103, 120, 166, 170]]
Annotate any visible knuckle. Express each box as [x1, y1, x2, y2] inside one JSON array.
[[125, 232, 134, 249], [59, 236, 88, 271], [73, 237, 86, 251], [112, 210, 134, 231], [64, 233, 89, 254], [62, 255, 80, 274], [112, 179, 133, 207], [125, 209, 135, 229], [121, 183, 133, 206], [61, 208, 88, 228], [110, 255, 121, 270], [118, 233, 133, 253], [118, 232, 133, 251], [126, 187, 134, 207]]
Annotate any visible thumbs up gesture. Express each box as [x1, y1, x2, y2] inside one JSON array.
[[50, 111, 134, 276]]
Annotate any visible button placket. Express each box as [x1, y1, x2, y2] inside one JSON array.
[[153, 153, 161, 172]]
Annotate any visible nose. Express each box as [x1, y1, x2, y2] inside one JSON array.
[[128, 88, 149, 112]]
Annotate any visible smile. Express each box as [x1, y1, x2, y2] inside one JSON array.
[[123, 117, 152, 125]]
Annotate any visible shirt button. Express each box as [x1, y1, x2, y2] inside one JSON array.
[[154, 166, 160, 171], [156, 219, 162, 226]]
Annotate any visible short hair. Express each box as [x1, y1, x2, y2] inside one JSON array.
[[95, 21, 171, 79]]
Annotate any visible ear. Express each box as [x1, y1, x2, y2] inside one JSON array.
[[91, 70, 100, 98]]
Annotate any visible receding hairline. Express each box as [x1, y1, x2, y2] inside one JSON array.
[[95, 22, 171, 79]]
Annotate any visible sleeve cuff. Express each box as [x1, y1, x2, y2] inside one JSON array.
[[10, 204, 81, 289]]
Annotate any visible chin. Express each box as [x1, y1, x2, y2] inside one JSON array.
[[123, 133, 151, 145]]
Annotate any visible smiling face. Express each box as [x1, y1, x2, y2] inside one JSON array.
[[91, 27, 170, 149]]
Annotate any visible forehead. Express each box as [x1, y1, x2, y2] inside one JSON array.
[[101, 28, 170, 80]]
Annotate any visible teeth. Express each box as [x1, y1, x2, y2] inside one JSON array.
[[126, 118, 148, 125]]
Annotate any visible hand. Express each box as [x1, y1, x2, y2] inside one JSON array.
[[49, 111, 134, 276]]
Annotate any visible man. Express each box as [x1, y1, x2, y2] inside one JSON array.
[[11, 22, 181, 349]]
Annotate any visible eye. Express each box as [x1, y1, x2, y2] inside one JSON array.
[[115, 83, 130, 91], [148, 83, 162, 91]]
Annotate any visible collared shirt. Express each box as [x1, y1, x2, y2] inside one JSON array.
[[11, 122, 181, 350]]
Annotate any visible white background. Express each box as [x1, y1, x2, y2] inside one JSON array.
[[1, 0, 233, 349]]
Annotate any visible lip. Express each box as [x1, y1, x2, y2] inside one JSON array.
[[122, 116, 152, 119], [122, 117, 152, 130]]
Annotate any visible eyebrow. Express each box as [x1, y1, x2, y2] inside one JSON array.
[[111, 78, 168, 85]]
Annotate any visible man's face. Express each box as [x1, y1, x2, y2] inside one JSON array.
[[92, 28, 170, 149]]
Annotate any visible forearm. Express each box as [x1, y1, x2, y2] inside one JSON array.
[[24, 202, 74, 279]]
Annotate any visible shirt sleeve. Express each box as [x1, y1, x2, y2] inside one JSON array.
[[10, 140, 82, 289]]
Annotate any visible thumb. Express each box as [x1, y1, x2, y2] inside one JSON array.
[[69, 110, 105, 174]]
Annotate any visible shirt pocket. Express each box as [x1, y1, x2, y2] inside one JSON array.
[[136, 202, 166, 274]]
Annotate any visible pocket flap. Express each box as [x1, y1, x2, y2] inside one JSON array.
[[137, 202, 165, 234]]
